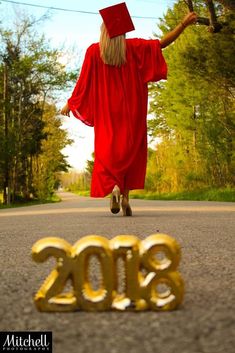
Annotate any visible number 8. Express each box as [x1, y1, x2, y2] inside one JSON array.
[[139, 234, 184, 311]]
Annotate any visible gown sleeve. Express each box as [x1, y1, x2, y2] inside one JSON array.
[[67, 45, 95, 127], [135, 39, 167, 83]]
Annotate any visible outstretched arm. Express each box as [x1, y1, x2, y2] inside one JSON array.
[[160, 12, 197, 49]]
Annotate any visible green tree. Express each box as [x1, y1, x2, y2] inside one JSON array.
[[0, 15, 76, 203], [148, 0, 235, 193], [32, 103, 71, 199]]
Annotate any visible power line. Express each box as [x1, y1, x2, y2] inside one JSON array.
[[0, 0, 161, 20]]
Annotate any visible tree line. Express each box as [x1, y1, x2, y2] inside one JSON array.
[[146, 0, 234, 193], [0, 15, 76, 204]]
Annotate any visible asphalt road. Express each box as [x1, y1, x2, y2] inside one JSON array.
[[0, 192, 234, 353]]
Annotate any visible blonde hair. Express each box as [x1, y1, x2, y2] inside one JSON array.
[[99, 22, 126, 67]]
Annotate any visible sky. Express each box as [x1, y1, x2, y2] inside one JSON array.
[[0, 0, 175, 171]]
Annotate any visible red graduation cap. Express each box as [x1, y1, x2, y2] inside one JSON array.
[[99, 2, 135, 38]]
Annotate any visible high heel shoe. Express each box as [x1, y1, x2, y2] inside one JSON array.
[[121, 197, 132, 216], [110, 185, 121, 214]]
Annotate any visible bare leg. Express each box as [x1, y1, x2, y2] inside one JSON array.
[[123, 189, 129, 201]]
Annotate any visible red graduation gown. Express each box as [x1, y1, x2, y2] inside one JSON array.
[[68, 38, 167, 197]]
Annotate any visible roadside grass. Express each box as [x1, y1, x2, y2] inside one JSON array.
[[0, 193, 61, 209], [69, 190, 90, 197], [67, 187, 235, 202], [130, 187, 235, 202]]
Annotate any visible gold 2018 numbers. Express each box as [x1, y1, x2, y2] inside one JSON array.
[[32, 234, 184, 312]]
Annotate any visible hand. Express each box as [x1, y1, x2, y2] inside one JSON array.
[[61, 102, 70, 117], [181, 12, 198, 28]]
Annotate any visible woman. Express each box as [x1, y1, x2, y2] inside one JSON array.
[[61, 3, 197, 216]]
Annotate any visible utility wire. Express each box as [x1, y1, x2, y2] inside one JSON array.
[[0, 0, 162, 20]]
